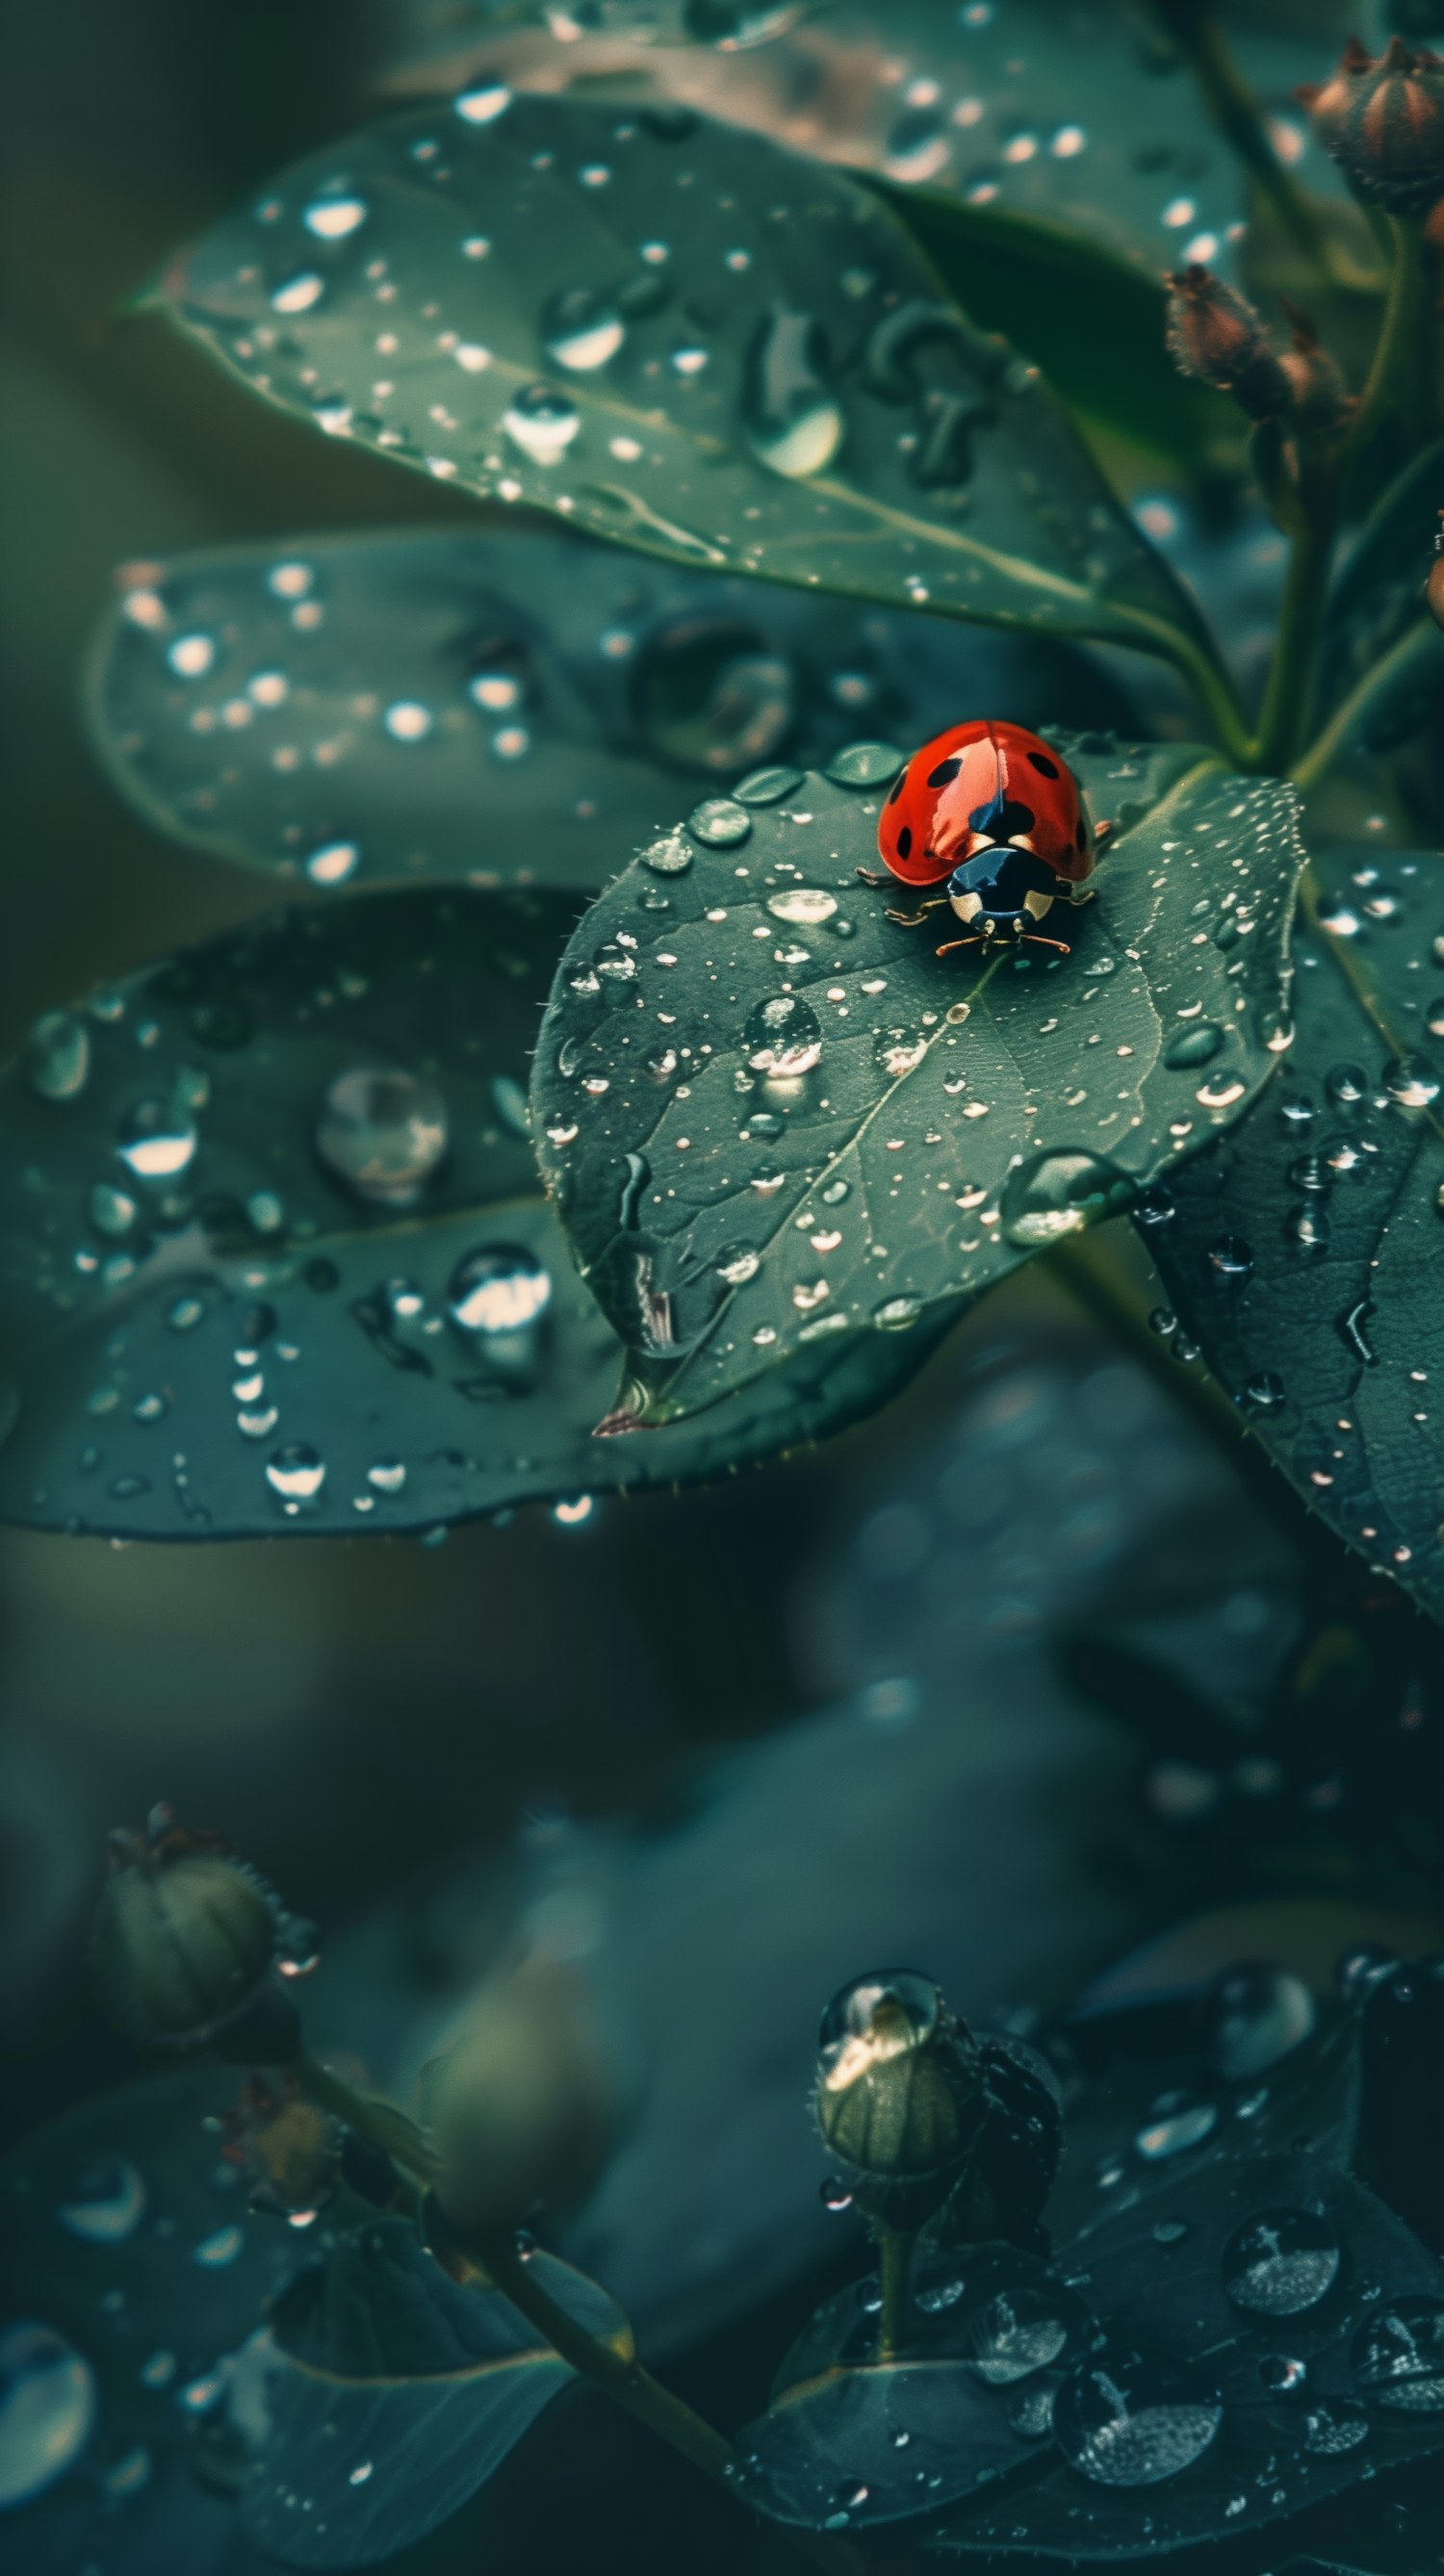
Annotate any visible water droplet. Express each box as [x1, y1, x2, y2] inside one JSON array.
[[1205, 1235, 1252, 1287], [89, 1182, 138, 1238], [116, 1099, 197, 1184], [0, 2325, 97, 2506], [503, 385, 581, 467], [306, 839, 360, 887], [168, 631, 217, 679], [1054, 2347, 1223, 2486], [1287, 1204, 1331, 1255], [874, 1296, 923, 1330], [824, 741, 905, 788], [1000, 1149, 1132, 1249], [1006, 2381, 1057, 2437], [1326, 1063, 1369, 1107], [56, 2157, 145, 2244], [818, 1970, 941, 2065], [1223, 2207, 1340, 2316], [1165, 1021, 1225, 1069], [744, 309, 844, 478], [542, 286, 626, 373], [1206, 1965, 1315, 2081], [1258, 2353, 1308, 2395], [744, 993, 822, 1076], [26, 1011, 90, 1102], [316, 1068, 448, 1204], [1352, 2301, 1444, 2410], [687, 797, 751, 849], [964, 2286, 1070, 2384], [641, 832, 693, 876], [766, 885, 838, 926], [1384, 1052, 1441, 1109], [455, 82, 511, 124], [264, 1446, 326, 1507], [1135, 2099, 1217, 2159], [1303, 2398, 1370, 2452], [449, 1245, 553, 1337], [736, 766, 805, 806], [271, 272, 324, 316], [193, 2225, 245, 2267]]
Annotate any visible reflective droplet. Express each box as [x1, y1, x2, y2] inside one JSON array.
[[641, 831, 693, 876], [1287, 1204, 1331, 1255], [264, 1445, 326, 1507], [454, 82, 512, 124], [1054, 2347, 1223, 2486], [1164, 1021, 1224, 1069], [964, 2286, 1070, 2384], [744, 993, 822, 1076], [116, 1099, 197, 1184], [449, 1245, 553, 1337], [57, 2158, 145, 2244], [1303, 2397, 1369, 2452], [736, 765, 805, 806], [89, 1182, 138, 1239], [303, 193, 367, 241], [306, 839, 360, 888], [766, 885, 838, 925], [1206, 1965, 1315, 2081], [367, 1460, 406, 1496], [1000, 1149, 1132, 1249], [1384, 1052, 1441, 1109], [503, 385, 581, 467], [316, 1068, 448, 1204], [1326, 1063, 1369, 1106], [542, 286, 626, 373], [25, 1011, 90, 1102], [687, 797, 751, 849], [744, 309, 844, 478], [1223, 2207, 1340, 2316], [1136, 2099, 1217, 2159], [818, 1969, 941, 2066], [824, 741, 905, 788], [1352, 2301, 1444, 2411], [0, 2324, 97, 2507], [1205, 1234, 1252, 1287]]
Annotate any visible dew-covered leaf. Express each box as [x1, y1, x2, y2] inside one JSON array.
[[0, 2069, 298, 2576], [1141, 846, 1444, 1629], [232, 2215, 624, 2565], [0, 887, 959, 1537], [529, 739, 1304, 1428], [930, 2145, 1444, 2561], [159, 93, 1219, 676], [86, 527, 1135, 895]]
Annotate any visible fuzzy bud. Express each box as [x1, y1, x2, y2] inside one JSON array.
[[420, 1960, 613, 2235], [90, 1805, 311, 2054], [1165, 267, 1291, 420], [1430, 512, 1444, 631], [1276, 300, 1354, 435], [813, 1969, 984, 2228], [1299, 36, 1444, 215]]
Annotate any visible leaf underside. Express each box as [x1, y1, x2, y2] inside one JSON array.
[[530, 738, 1304, 1427]]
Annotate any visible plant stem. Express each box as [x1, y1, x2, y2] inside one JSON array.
[[1149, 617, 1254, 766], [1163, 8, 1330, 276], [292, 2051, 864, 2576], [1344, 214, 1431, 465], [1251, 498, 1337, 773], [875, 2225, 915, 2364], [1289, 616, 1441, 794]]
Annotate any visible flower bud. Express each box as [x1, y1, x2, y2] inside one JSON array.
[[420, 1959, 612, 2234], [218, 2074, 340, 2216], [1430, 511, 1444, 631], [1299, 37, 1444, 215], [90, 1805, 307, 2053], [1165, 267, 1290, 421], [1276, 299, 1354, 436], [813, 1969, 983, 2228]]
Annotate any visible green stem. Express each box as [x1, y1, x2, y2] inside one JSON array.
[[293, 2053, 864, 2576], [1251, 501, 1337, 774], [1166, 10, 1330, 275], [875, 2225, 915, 2365], [1290, 616, 1441, 794], [1147, 617, 1254, 766], [1344, 214, 1430, 464]]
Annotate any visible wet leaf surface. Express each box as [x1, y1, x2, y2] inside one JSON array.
[[235, 2217, 626, 2565], [160, 91, 1216, 669], [0, 887, 961, 1538], [1143, 846, 1444, 1629], [530, 739, 1304, 1426], [0, 2069, 294, 2576], [86, 527, 1135, 895]]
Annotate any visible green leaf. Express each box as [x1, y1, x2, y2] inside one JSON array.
[[1316, 442, 1444, 743], [0, 887, 958, 1537], [234, 2216, 625, 2565], [1141, 845, 1444, 1629], [865, 186, 1240, 477], [529, 738, 1305, 1428], [159, 92, 1221, 683], [0, 2068, 297, 2576], [85, 527, 1137, 895]]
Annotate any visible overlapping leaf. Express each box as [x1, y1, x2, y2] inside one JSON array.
[[158, 91, 1222, 680], [85, 527, 1134, 895], [1315, 445, 1444, 751], [530, 737, 1305, 1427], [0, 887, 959, 1538], [231, 2216, 626, 2565], [1142, 846, 1444, 1630]]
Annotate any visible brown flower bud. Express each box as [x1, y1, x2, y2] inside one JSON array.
[[1276, 299, 1354, 435], [1299, 36, 1444, 215], [1429, 512, 1444, 631], [90, 1805, 313, 2053], [420, 1959, 613, 2234], [1165, 267, 1291, 421]]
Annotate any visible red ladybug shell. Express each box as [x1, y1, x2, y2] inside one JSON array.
[[878, 722, 1096, 889]]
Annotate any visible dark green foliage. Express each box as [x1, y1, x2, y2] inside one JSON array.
[[1144, 845, 1444, 1627], [530, 741, 1303, 1425]]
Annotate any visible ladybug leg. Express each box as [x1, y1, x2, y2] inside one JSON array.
[[934, 933, 986, 957], [885, 897, 948, 926], [855, 866, 891, 889], [1020, 930, 1072, 956], [1094, 819, 1114, 846]]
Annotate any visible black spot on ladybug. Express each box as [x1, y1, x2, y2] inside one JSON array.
[[926, 756, 964, 788], [1027, 750, 1061, 779], [896, 824, 914, 861], [1075, 819, 1088, 852], [887, 768, 909, 805]]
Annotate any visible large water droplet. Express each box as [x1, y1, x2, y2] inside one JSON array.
[[116, 1099, 197, 1184], [503, 385, 581, 467], [1223, 2207, 1340, 2316], [265, 1444, 326, 1507], [448, 1245, 553, 1338], [542, 286, 626, 373], [766, 886, 838, 926], [1000, 1149, 1132, 1249], [964, 2286, 1070, 2384], [744, 309, 844, 478], [1352, 2301, 1444, 2411], [304, 193, 368, 241], [0, 2324, 97, 2507], [1053, 2347, 1223, 2486], [56, 2157, 145, 2245], [1165, 1022, 1225, 1069], [1384, 1052, 1441, 1109], [315, 1068, 448, 1205], [26, 1011, 90, 1102], [824, 741, 905, 789], [818, 1969, 941, 2073], [744, 993, 823, 1076], [1206, 1965, 1315, 2081], [687, 797, 751, 849]]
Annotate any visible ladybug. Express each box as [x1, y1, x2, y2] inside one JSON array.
[[859, 722, 1112, 958]]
